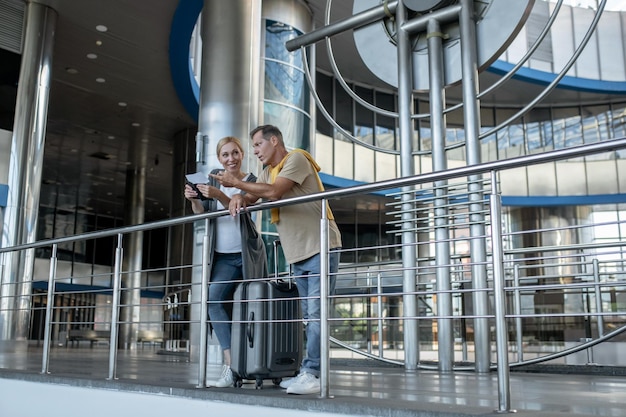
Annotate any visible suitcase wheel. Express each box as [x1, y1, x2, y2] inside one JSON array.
[[234, 377, 243, 388], [272, 378, 282, 386], [255, 378, 263, 389]]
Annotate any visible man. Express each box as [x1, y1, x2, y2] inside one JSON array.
[[210, 124, 342, 395]]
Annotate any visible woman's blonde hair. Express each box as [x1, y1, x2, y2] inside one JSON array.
[[216, 136, 244, 155]]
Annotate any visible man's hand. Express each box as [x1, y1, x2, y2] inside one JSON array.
[[209, 170, 239, 188], [228, 194, 246, 216]]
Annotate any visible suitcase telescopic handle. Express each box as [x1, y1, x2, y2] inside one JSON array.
[[272, 240, 294, 289], [247, 311, 254, 348], [272, 240, 281, 280]]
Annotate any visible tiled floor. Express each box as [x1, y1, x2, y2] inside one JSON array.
[[1, 344, 625, 417]]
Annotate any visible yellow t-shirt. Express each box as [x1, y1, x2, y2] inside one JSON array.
[[258, 151, 342, 264]]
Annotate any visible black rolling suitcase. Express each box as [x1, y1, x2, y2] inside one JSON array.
[[230, 242, 302, 389]]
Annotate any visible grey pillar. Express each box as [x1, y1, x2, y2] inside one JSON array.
[[0, 2, 56, 345], [197, 0, 262, 168], [169, 128, 196, 287], [459, 0, 490, 373], [118, 134, 148, 349], [189, 0, 262, 363], [427, 17, 453, 373], [395, 1, 419, 371]]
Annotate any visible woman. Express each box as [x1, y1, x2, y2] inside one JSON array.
[[184, 136, 255, 388]]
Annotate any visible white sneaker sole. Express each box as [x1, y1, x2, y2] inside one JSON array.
[[286, 385, 320, 395]]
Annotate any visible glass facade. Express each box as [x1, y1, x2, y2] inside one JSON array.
[[315, 71, 626, 170], [313, 70, 626, 354], [263, 20, 310, 151]]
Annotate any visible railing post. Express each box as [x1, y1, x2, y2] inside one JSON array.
[[320, 198, 331, 398], [107, 234, 124, 380], [197, 218, 210, 388], [366, 271, 373, 355], [514, 264, 523, 363], [489, 171, 513, 413], [41, 244, 57, 374], [377, 273, 384, 359], [592, 259, 604, 337]]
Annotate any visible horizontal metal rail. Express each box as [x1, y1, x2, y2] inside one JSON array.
[[2, 137, 626, 254], [3, 136, 626, 395]]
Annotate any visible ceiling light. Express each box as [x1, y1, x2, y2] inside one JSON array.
[[107, 135, 115, 140], [96, 25, 108, 32], [87, 53, 98, 59], [96, 77, 106, 83], [118, 102, 127, 107], [131, 122, 141, 127], [96, 40, 103, 46], [65, 67, 78, 74]]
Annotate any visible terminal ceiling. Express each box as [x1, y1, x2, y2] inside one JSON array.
[[1, 0, 620, 228]]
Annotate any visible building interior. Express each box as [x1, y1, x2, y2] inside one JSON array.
[[1, 0, 626, 416]]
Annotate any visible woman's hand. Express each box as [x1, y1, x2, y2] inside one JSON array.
[[184, 184, 198, 201], [184, 184, 205, 214], [228, 194, 246, 216], [195, 184, 219, 199]]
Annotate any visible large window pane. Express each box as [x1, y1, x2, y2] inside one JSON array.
[[265, 20, 301, 66], [316, 72, 333, 136], [264, 102, 310, 150], [264, 60, 307, 109], [335, 79, 353, 137], [375, 91, 397, 150], [355, 86, 374, 145]]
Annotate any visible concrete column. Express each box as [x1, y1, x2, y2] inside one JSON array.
[[196, 0, 262, 169], [395, 1, 419, 372], [189, 0, 262, 363], [0, 2, 56, 346], [427, 17, 454, 373], [118, 133, 148, 349], [459, 0, 490, 373], [169, 128, 196, 288]]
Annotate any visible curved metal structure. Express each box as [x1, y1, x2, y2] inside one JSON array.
[[353, 0, 534, 90], [289, 0, 624, 378]]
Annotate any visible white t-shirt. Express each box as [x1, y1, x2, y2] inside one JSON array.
[[214, 184, 244, 253]]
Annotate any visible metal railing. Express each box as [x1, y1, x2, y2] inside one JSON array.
[[2, 138, 626, 411]]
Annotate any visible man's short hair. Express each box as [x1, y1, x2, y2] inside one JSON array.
[[250, 124, 283, 143]]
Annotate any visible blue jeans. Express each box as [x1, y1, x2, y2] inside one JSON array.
[[292, 249, 340, 377], [208, 252, 243, 352]]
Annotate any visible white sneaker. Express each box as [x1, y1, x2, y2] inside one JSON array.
[[286, 372, 319, 395], [215, 365, 233, 388], [279, 376, 297, 389]]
